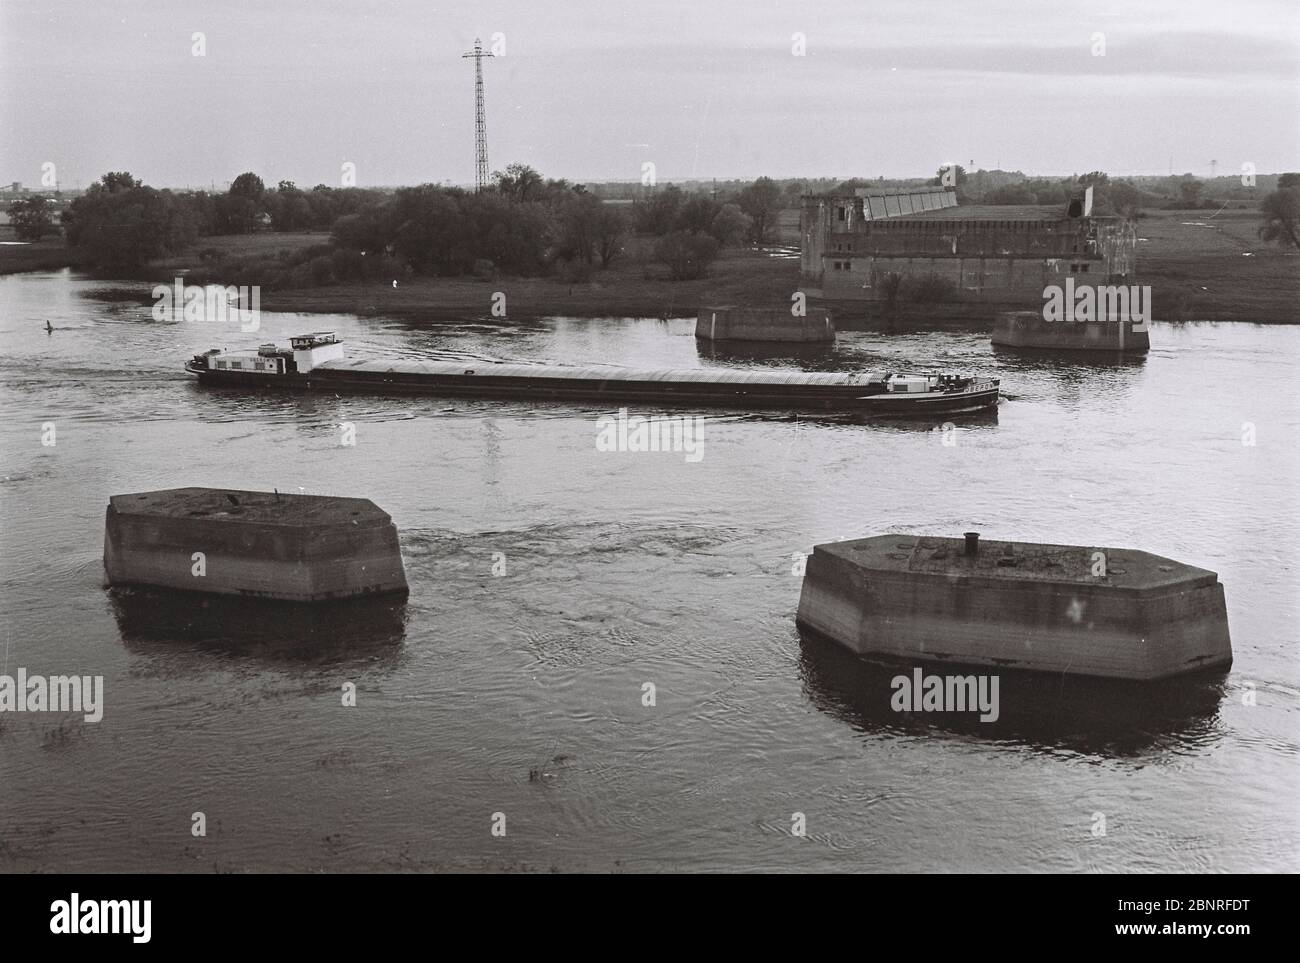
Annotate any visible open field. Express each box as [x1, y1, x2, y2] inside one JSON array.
[[1134, 209, 1299, 322]]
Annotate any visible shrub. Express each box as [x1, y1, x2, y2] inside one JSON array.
[[653, 230, 720, 280], [905, 273, 959, 303]]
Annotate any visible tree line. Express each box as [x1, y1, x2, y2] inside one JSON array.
[[18, 165, 1296, 277], [39, 165, 796, 281]]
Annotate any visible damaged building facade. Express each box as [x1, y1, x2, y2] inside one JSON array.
[[800, 186, 1137, 313]]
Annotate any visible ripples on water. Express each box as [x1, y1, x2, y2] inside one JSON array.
[[0, 270, 1297, 872]]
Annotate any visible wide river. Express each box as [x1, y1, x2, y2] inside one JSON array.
[[1, 269, 1297, 872]]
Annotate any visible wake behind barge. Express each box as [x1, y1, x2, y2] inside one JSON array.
[[185, 332, 1000, 415]]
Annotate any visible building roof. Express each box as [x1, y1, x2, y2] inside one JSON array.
[[900, 204, 1092, 221]]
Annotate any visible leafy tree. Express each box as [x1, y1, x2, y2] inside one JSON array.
[[230, 172, 266, 201], [388, 185, 464, 274], [737, 176, 782, 244], [709, 203, 751, 247], [214, 172, 267, 234], [62, 172, 199, 271], [213, 193, 259, 234], [593, 205, 628, 268], [492, 163, 544, 203], [99, 172, 141, 194], [1106, 180, 1145, 218], [7, 195, 54, 240], [179, 190, 217, 235], [654, 229, 720, 280], [633, 185, 685, 235], [1178, 179, 1203, 209], [331, 203, 397, 256], [834, 177, 875, 194], [1258, 187, 1300, 249], [461, 190, 552, 275], [553, 192, 604, 264], [265, 181, 312, 232], [983, 184, 1037, 205], [675, 196, 720, 235]]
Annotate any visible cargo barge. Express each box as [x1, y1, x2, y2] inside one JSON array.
[[185, 332, 1000, 415]]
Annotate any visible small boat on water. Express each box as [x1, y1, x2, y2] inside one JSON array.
[[185, 332, 1000, 415]]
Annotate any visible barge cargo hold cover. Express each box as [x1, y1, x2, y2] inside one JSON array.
[[104, 487, 408, 602], [186, 333, 1000, 415], [796, 533, 1231, 680]]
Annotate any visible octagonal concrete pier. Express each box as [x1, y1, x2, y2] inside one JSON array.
[[796, 534, 1231, 680], [104, 488, 408, 602], [992, 311, 1150, 353], [696, 305, 834, 342]]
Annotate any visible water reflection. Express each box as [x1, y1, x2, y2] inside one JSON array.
[[109, 587, 407, 666], [696, 339, 838, 369], [796, 628, 1227, 757], [992, 344, 1148, 369]]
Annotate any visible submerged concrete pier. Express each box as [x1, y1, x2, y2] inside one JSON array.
[[992, 311, 1150, 353], [104, 488, 408, 602], [796, 533, 1231, 680], [696, 305, 834, 343]]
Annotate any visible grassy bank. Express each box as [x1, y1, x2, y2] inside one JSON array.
[[7, 210, 1297, 323], [1133, 209, 1299, 322], [0, 226, 81, 274], [150, 232, 803, 321], [147, 211, 1300, 324], [262, 249, 801, 322]]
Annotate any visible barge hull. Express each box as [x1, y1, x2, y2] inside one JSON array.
[[193, 368, 998, 415]]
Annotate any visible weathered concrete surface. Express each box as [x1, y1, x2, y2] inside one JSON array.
[[696, 305, 834, 343], [801, 198, 1138, 306], [796, 535, 1231, 680], [992, 311, 1150, 353], [104, 488, 408, 602]]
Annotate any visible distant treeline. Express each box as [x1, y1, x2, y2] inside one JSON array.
[[37, 165, 1300, 278], [54, 165, 793, 283]]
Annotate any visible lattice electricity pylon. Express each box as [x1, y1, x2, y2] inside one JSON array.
[[462, 38, 494, 191]]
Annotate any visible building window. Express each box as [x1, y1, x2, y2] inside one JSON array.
[[837, 207, 846, 221]]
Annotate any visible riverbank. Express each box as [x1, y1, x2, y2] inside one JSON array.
[[0, 229, 81, 274], [1130, 209, 1298, 322], [4, 210, 1295, 322], [251, 246, 805, 322]]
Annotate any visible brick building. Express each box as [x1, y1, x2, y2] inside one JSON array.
[[800, 187, 1136, 310]]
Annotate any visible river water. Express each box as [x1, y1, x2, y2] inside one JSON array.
[[1, 269, 1297, 872]]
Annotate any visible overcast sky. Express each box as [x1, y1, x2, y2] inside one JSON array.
[[2, 0, 1297, 190]]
